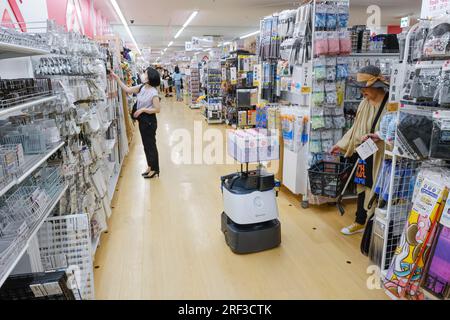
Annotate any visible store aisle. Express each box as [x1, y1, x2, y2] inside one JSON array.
[[93, 97, 386, 300]]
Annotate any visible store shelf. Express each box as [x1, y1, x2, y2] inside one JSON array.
[[0, 184, 68, 288], [17, 142, 65, 184], [0, 96, 57, 119], [92, 234, 101, 257], [0, 141, 65, 197], [385, 150, 394, 157], [350, 52, 400, 57], [108, 169, 120, 203], [0, 42, 50, 60]]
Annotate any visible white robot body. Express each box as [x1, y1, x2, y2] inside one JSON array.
[[223, 187, 279, 225]]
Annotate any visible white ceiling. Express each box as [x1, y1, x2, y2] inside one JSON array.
[[94, 0, 423, 61]]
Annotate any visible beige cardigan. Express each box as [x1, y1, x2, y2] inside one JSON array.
[[336, 98, 386, 211]]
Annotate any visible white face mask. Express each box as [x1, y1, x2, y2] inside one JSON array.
[[140, 72, 148, 84]]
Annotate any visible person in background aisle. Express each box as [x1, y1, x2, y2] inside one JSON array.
[[330, 66, 390, 236], [162, 69, 172, 97], [111, 67, 161, 179], [172, 66, 183, 102]]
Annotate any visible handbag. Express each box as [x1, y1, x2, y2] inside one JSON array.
[[131, 85, 144, 121], [354, 93, 389, 188]]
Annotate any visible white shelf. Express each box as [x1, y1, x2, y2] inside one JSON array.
[[92, 234, 101, 257], [17, 142, 65, 184], [107, 169, 120, 204], [0, 184, 68, 287], [0, 96, 57, 119], [0, 141, 65, 197], [350, 52, 400, 57], [0, 42, 50, 60], [385, 150, 394, 157]]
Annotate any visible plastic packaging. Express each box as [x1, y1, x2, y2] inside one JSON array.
[[337, 2, 349, 28], [423, 19, 450, 58], [315, 3, 327, 30], [339, 31, 352, 54], [429, 111, 450, 160], [326, 3, 338, 31], [328, 31, 340, 55]]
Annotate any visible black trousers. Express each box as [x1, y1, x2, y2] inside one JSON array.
[[138, 114, 159, 172], [355, 192, 368, 225]]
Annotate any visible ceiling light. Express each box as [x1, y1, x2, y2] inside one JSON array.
[[240, 30, 260, 40], [110, 0, 141, 55], [174, 10, 198, 39], [168, 41, 174, 47]]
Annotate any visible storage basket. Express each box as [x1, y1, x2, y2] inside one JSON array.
[[5, 186, 49, 226], [308, 161, 354, 198]]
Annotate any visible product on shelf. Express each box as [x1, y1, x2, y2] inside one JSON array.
[[384, 173, 449, 300]]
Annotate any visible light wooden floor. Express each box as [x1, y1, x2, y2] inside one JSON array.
[[93, 97, 387, 300]]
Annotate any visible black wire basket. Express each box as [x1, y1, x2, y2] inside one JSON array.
[[308, 160, 354, 198]]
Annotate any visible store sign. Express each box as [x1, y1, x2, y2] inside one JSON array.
[[400, 16, 410, 28], [185, 41, 193, 51], [421, 0, 450, 18]]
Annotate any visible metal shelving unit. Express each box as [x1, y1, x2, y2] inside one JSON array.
[[0, 42, 50, 60], [0, 184, 68, 287], [0, 142, 65, 198], [0, 96, 57, 118]]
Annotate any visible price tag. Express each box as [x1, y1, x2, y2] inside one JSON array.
[[301, 86, 311, 94], [356, 138, 379, 160]]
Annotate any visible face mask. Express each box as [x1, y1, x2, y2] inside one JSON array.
[[140, 72, 148, 83]]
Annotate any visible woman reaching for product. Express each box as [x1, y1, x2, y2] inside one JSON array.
[[111, 67, 161, 179], [330, 65, 390, 236]]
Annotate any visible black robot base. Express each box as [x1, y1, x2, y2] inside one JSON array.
[[221, 212, 281, 254]]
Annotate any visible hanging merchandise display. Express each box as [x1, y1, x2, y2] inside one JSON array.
[[203, 55, 224, 124], [366, 9, 450, 300], [383, 169, 450, 300], [0, 19, 129, 298], [221, 51, 259, 127], [189, 61, 201, 109]]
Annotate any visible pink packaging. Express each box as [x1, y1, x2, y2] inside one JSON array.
[[314, 31, 329, 56], [339, 31, 352, 54], [328, 31, 340, 55]]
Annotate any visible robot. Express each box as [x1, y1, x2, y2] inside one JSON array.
[[221, 164, 281, 254]]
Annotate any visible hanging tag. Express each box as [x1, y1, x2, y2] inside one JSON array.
[[356, 138, 378, 160]]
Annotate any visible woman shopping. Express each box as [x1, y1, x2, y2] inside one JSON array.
[[172, 66, 183, 102], [162, 69, 172, 97], [111, 67, 161, 179], [330, 66, 390, 236]]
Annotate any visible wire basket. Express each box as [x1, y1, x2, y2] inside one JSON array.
[[5, 186, 49, 226], [0, 145, 20, 186], [0, 239, 20, 275], [41, 166, 63, 198], [308, 161, 354, 198], [23, 132, 47, 155]]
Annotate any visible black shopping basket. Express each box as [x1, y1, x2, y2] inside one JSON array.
[[308, 160, 354, 199]]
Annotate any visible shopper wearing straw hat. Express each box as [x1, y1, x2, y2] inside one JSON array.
[[330, 65, 390, 236]]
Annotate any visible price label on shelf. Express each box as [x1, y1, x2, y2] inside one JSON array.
[[301, 86, 311, 94]]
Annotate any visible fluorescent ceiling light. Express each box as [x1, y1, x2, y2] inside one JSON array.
[[168, 41, 174, 47], [110, 0, 141, 55], [240, 30, 260, 40], [183, 11, 198, 28], [174, 10, 198, 39]]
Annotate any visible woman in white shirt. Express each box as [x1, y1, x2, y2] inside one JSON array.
[[111, 67, 161, 178]]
